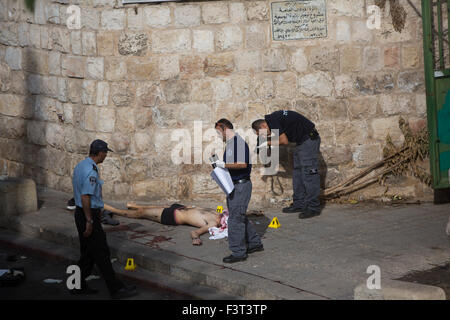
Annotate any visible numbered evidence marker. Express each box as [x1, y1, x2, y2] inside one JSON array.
[[66, 265, 81, 290], [268, 217, 281, 229], [125, 258, 136, 271], [366, 265, 381, 290], [216, 206, 224, 213]]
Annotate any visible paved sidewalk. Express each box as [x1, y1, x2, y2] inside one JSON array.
[[1, 188, 449, 299]]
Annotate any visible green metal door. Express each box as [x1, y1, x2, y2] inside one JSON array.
[[422, 0, 450, 189]]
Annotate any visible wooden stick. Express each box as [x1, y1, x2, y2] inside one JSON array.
[[324, 147, 408, 194]]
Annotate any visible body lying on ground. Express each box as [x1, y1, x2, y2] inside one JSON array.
[[103, 203, 223, 246]]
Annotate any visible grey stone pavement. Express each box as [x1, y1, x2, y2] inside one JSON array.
[[1, 187, 449, 300]]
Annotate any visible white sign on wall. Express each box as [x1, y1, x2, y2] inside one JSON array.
[[271, 0, 327, 41]]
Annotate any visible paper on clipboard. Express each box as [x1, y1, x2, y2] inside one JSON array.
[[211, 167, 235, 195]]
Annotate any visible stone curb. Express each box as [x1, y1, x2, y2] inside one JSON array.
[[0, 217, 327, 300], [354, 280, 446, 300]]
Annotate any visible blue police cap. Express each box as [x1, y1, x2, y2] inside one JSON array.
[[90, 139, 114, 153]]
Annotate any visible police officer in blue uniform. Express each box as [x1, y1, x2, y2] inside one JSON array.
[[213, 119, 264, 263], [252, 110, 321, 219], [72, 139, 137, 299]]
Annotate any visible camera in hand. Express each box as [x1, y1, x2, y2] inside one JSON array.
[[209, 154, 219, 168]]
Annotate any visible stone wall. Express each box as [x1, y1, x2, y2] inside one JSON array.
[[0, 0, 432, 208]]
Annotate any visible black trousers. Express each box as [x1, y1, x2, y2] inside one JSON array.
[[74, 207, 123, 294]]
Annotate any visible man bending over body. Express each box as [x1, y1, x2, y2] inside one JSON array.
[[103, 203, 223, 246]]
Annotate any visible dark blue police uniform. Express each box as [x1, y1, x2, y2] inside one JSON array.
[[224, 133, 262, 258]]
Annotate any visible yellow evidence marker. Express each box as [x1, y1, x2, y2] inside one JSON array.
[[125, 258, 136, 271], [216, 206, 224, 213], [268, 217, 281, 229]]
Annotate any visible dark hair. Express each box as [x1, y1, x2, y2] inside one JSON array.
[[251, 119, 266, 131], [215, 118, 233, 130], [89, 149, 100, 156]]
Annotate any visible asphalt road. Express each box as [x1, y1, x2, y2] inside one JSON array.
[[0, 244, 192, 300]]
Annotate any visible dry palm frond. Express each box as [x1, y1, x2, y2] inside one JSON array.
[[324, 117, 431, 199]]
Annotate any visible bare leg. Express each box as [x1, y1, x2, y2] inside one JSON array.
[[126, 202, 164, 210], [103, 204, 144, 219], [104, 204, 163, 222]]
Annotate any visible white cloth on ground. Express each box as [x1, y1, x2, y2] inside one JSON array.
[[209, 210, 229, 240]]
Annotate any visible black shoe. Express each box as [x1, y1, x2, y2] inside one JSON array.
[[282, 206, 305, 213], [223, 254, 247, 263], [70, 286, 99, 295], [67, 198, 76, 210], [298, 208, 321, 219], [247, 244, 264, 254], [111, 285, 138, 300]]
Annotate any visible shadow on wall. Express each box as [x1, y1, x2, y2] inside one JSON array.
[[260, 145, 328, 208]]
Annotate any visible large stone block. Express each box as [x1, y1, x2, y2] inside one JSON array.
[[0, 94, 30, 118], [204, 53, 235, 77], [105, 57, 127, 81], [179, 55, 204, 79], [340, 46, 361, 72], [143, 5, 171, 28], [0, 116, 26, 139], [174, 4, 201, 27], [397, 71, 424, 93], [126, 58, 159, 81], [236, 50, 261, 73], [51, 28, 71, 53], [97, 32, 114, 56], [321, 145, 353, 166], [291, 48, 309, 73], [202, 2, 229, 24], [352, 144, 383, 168], [274, 72, 297, 99], [216, 25, 243, 51], [193, 29, 214, 53], [70, 31, 82, 55], [363, 47, 382, 71], [246, 1, 269, 21], [85, 57, 103, 80], [136, 82, 163, 107], [27, 121, 47, 146], [118, 33, 148, 56], [162, 80, 190, 104], [0, 177, 38, 219], [152, 29, 191, 53], [82, 31, 97, 56], [335, 120, 368, 145], [299, 72, 334, 98], [23, 48, 49, 75], [262, 49, 287, 72], [101, 9, 125, 30], [159, 55, 180, 81], [61, 55, 85, 79], [5, 47, 22, 71], [354, 73, 395, 95], [370, 117, 405, 143], [110, 82, 136, 107]]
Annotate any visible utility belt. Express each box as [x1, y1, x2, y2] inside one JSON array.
[[298, 128, 320, 145], [233, 178, 250, 185]]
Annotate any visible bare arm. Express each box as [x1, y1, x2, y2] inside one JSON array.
[[81, 195, 93, 221], [225, 163, 248, 169], [266, 133, 289, 146], [190, 225, 211, 239]]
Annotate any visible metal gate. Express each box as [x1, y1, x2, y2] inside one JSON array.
[[422, 0, 450, 189]]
